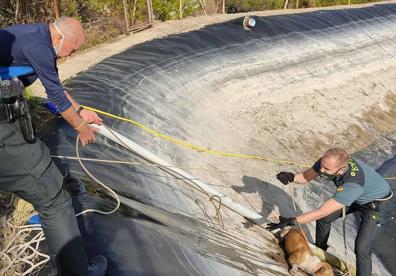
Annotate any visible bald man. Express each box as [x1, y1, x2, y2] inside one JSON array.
[[267, 148, 392, 276], [0, 18, 107, 275]]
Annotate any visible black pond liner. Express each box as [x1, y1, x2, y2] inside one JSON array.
[[38, 4, 396, 275]]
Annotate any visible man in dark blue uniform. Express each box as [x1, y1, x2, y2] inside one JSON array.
[[0, 17, 107, 275], [267, 148, 392, 276]]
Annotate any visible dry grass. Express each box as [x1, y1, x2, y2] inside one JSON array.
[[0, 194, 37, 275]]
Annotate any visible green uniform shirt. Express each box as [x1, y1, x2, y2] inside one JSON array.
[[312, 158, 391, 206]]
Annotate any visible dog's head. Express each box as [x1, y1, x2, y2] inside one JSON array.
[[314, 261, 334, 276]]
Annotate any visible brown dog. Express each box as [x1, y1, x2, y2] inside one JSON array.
[[280, 228, 334, 276]]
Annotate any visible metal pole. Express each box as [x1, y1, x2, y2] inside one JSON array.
[[123, 0, 130, 32], [180, 0, 183, 19], [223, 0, 225, 14]]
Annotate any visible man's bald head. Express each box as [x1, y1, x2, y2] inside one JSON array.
[[322, 148, 349, 168], [52, 16, 85, 57]]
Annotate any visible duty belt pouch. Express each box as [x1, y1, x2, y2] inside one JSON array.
[[0, 78, 36, 143], [363, 201, 380, 210], [0, 105, 10, 123]]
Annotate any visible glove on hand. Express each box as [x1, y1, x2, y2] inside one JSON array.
[[276, 172, 295, 185], [266, 216, 297, 231]]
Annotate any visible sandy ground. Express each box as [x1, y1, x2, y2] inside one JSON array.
[[28, 1, 396, 275]]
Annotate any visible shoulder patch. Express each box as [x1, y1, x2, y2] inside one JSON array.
[[349, 159, 359, 177]]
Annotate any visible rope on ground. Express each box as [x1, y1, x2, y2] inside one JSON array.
[[209, 195, 225, 230]]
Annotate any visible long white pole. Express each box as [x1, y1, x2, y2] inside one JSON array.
[[96, 125, 265, 222]]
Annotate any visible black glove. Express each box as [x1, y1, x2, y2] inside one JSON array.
[[266, 216, 296, 231], [276, 172, 295, 185]]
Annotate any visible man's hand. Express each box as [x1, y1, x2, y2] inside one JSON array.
[[79, 109, 103, 125], [77, 123, 99, 146], [276, 172, 295, 185], [266, 216, 296, 231]]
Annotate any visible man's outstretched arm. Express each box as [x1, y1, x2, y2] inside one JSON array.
[[296, 199, 344, 224], [277, 167, 319, 185]]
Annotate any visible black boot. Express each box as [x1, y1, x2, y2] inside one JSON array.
[[88, 255, 108, 276]]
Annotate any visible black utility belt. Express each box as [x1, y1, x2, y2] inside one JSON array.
[[361, 191, 393, 209], [362, 201, 382, 210]]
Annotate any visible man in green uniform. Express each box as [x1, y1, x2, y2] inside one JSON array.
[[267, 148, 392, 276]]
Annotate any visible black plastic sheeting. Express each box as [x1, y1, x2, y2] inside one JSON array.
[[40, 4, 396, 275]]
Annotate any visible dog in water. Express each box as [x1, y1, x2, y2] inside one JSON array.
[[280, 228, 334, 276]]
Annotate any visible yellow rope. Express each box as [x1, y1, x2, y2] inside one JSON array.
[[82, 105, 396, 180]]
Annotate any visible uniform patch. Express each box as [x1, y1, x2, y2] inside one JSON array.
[[336, 186, 344, 192], [349, 159, 359, 176]]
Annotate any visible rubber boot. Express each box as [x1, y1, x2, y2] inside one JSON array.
[[88, 255, 108, 276]]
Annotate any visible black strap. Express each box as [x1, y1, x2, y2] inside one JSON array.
[[0, 105, 10, 123]]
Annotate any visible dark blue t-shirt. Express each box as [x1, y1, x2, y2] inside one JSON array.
[[0, 23, 71, 112]]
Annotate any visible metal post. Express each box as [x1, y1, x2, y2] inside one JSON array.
[[223, 0, 225, 14], [180, 0, 183, 19], [123, 0, 130, 32]]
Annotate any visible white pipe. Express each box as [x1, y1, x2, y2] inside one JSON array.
[[95, 124, 265, 222]]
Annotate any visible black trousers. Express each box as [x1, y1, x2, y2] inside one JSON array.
[[315, 201, 383, 276], [0, 121, 89, 275]]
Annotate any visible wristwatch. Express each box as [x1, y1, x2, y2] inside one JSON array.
[[76, 106, 84, 116]]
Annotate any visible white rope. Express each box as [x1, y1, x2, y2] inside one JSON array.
[[74, 133, 120, 216]]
